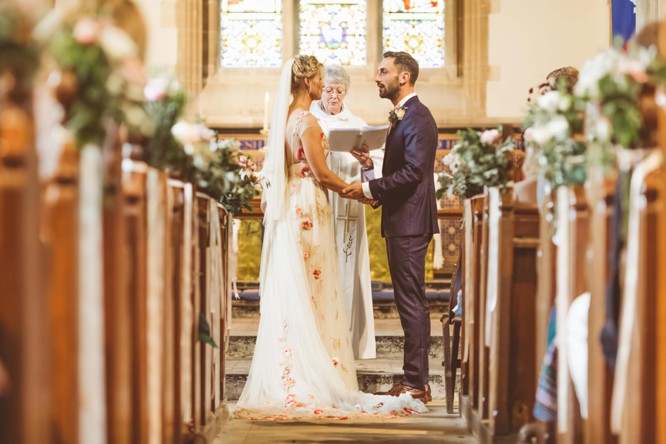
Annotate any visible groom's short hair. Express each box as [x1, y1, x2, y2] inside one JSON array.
[[383, 51, 419, 86]]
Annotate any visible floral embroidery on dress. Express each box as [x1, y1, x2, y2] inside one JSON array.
[[332, 357, 340, 367], [295, 145, 305, 160], [312, 267, 322, 280], [297, 165, 311, 178], [301, 219, 313, 230], [303, 250, 311, 260], [295, 206, 303, 216]]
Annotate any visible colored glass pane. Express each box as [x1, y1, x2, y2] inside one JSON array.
[[221, 0, 282, 67], [383, 0, 445, 68], [299, 1, 367, 66]]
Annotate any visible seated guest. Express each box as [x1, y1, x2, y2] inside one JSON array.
[[310, 65, 382, 360]]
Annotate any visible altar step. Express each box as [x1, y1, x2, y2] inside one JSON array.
[[225, 357, 447, 402], [225, 318, 454, 403], [228, 329, 444, 360]]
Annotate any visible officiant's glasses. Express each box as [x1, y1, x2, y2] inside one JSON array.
[[323, 86, 346, 97]]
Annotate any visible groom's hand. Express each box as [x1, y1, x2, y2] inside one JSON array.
[[341, 183, 365, 200]]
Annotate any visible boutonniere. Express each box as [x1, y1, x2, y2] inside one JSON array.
[[388, 106, 408, 125]]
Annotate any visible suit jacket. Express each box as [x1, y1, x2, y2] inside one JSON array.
[[368, 96, 439, 238]]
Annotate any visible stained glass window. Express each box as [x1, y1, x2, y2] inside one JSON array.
[[299, 1, 367, 66], [383, 0, 445, 68], [220, 0, 282, 67]]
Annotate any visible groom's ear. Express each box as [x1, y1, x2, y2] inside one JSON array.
[[399, 71, 410, 86]]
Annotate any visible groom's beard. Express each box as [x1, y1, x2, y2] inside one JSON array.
[[377, 80, 400, 102]]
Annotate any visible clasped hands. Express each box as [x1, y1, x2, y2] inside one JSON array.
[[340, 145, 378, 206]]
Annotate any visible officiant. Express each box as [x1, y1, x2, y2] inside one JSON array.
[[310, 65, 383, 360]]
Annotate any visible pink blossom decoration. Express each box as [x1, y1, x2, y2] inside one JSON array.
[[303, 250, 310, 260], [312, 267, 322, 280], [295, 146, 305, 160], [301, 220, 313, 231], [298, 165, 311, 178], [332, 357, 339, 367], [480, 128, 501, 145], [74, 18, 101, 45]]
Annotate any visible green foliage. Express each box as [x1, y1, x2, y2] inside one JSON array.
[[51, 31, 113, 147], [143, 83, 191, 173], [0, 5, 40, 92]]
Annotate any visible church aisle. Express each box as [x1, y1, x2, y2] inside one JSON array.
[[214, 401, 475, 444]]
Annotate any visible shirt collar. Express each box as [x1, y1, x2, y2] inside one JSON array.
[[396, 93, 417, 108]]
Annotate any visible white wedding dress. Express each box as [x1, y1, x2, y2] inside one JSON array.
[[234, 60, 426, 420]]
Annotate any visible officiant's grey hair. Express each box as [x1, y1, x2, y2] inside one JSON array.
[[324, 65, 351, 92]]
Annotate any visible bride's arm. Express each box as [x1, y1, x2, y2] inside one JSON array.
[[301, 124, 349, 194]]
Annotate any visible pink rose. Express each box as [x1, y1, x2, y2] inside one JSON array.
[[480, 129, 500, 145], [298, 165, 311, 178], [144, 77, 169, 101], [295, 146, 305, 160], [74, 18, 101, 45]]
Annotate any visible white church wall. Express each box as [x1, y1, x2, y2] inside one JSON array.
[[486, 0, 611, 121], [134, 0, 179, 72]]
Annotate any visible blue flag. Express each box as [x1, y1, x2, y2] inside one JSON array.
[[612, 0, 636, 44]]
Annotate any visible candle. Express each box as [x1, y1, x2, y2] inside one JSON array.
[[263, 91, 269, 131]]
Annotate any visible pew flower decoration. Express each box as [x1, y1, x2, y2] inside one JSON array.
[[437, 127, 514, 199], [50, 16, 153, 147], [0, 4, 40, 91], [182, 133, 261, 215], [523, 87, 587, 188], [143, 78, 192, 174], [575, 45, 666, 167]]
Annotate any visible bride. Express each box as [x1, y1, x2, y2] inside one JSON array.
[[233, 56, 426, 420]]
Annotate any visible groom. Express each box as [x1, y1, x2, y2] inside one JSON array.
[[342, 51, 439, 403]]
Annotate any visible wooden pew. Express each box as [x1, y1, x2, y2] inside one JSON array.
[[464, 187, 539, 442], [488, 198, 539, 437], [555, 185, 587, 444], [122, 149, 150, 443], [0, 85, 51, 443], [461, 194, 485, 422], [657, 23, 666, 442], [584, 175, 616, 444], [103, 127, 133, 444], [610, 151, 661, 444]]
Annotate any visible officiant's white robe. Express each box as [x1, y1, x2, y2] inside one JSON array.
[[310, 101, 382, 359]]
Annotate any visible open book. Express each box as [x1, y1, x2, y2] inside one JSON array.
[[327, 125, 389, 152]]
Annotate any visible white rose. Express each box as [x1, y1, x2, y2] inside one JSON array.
[[171, 121, 198, 145], [557, 96, 572, 112], [144, 78, 169, 101], [546, 116, 569, 139], [99, 25, 137, 62], [480, 129, 500, 145], [537, 91, 561, 113], [530, 126, 553, 145], [595, 118, 611, 141]]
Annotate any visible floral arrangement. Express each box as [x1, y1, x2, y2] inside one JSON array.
[[523, 87, 587, 188], [143, 76, 190, 172], [50, 16, 152, 147], [437, 127, 515, 199], [171, 123, 261, 214], [0, 4, 40, 92], [575, 46, 666, 146]]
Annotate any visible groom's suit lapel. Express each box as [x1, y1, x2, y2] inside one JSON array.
[[385, 95, 418, 152]]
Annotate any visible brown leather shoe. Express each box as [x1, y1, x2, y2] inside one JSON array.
[[425, 383, 433, 403], [376, 384, 428, 404]]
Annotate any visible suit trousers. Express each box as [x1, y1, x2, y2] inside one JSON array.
[[386, 234, 432, 390]]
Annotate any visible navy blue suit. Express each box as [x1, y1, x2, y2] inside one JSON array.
[[368, 96, 439, 390]]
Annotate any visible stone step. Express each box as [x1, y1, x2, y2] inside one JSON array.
[[224, 358, 448, 402], [227, 333, 445, 360]]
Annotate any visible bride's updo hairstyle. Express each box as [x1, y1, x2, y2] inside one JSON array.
[[291, 55, 321, 93]]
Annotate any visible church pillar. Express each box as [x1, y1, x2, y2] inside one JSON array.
[[461, 0, 489, 119], [176, 0, 204, 97]]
